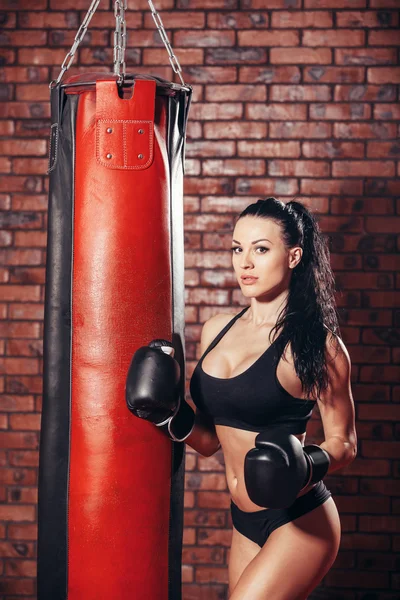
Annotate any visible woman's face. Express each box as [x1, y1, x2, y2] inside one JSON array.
[[231, 216, 302, 299]]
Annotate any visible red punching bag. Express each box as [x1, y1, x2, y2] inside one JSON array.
[[38, 2, 192, 599]]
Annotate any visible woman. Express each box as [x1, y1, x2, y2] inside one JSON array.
[[126, 197, 357, 599], [186, 198, 357, 599]]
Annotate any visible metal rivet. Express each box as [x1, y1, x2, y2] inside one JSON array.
[[106, 153, 112, 159], [138, 153, 144, 159], [106, 127, 113, 133], [138, 129, 144, 134]]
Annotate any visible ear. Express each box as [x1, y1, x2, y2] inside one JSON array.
[[289, 246, 303, 269]]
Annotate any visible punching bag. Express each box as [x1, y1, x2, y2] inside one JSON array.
[[37, 4, 193, 599]]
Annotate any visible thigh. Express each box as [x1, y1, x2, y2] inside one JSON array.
[[228, 524, 261, 595], [229, 497, 341, 600]]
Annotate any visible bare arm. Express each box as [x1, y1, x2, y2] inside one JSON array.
[[184, 315, 224, 458], [318, 333, 358, 473], [184, 407, 221, 458]]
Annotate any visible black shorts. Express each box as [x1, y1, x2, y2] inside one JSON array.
[[230, 481, 332, 548]]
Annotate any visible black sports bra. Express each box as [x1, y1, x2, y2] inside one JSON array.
[[189, 306, 316, 435]]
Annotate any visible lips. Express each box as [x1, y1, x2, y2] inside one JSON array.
[[241, 276, 258, 281]]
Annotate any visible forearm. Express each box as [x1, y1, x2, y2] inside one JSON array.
[[185, 422, 221, 458], [319, 435, 357, 475]]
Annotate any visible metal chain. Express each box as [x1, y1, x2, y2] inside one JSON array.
[[49, 0, 101, 88], [148, 0, 185, 86], [51, 0, 186, 88], [113, 0, 127, 83]]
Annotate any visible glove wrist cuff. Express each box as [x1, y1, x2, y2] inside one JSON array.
[[302, 444, 330, 487]]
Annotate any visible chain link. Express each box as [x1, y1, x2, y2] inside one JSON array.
[[49, 0, 101, 89], [51, 0, 186, 88], [147, 0, 185, 86], [113, 0, 127, 83]]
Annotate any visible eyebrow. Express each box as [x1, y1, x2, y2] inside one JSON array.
[[232, 238, 273, 244]]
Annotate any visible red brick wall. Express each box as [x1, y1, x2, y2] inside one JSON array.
[[0, 1, 399, 598]]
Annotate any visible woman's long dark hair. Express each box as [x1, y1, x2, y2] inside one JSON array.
[[236, 197, 341, 402]]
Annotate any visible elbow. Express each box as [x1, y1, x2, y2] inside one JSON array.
[[203, 439, 221, 458]]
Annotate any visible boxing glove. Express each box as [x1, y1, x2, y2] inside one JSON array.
[[125, 339, 195, 442], [244, 428, 330, 509]]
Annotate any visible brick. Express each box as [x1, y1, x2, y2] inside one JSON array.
[[235, 178, 299, 197], [370, 0, 400, 5], [9, 450, 39, 467], [0, 48, 15, 65], [184, 177, 234, 195], [304, 30, 365, 47], [270, 48, 332, 65], [0, 578, 35, 595], [0, 30, 46, 46], [304, 66, 365, 83], [246, 103, 307, 121], [310, 103, 370, 120], [182, 547, 224, 564], [207, 11, 269, 29], [195, 566, 229, 584], [0, 101, 50, 119], [374, 104, 400, 120], [0, 139, 46, 157], [331, 197, 394, 216], [334, 122, 397, 139], [18, 47, 72, 66], [205, 85, 267, 102], [182, 66, 237, 83], [2, 66, 49, 84], [5, 559, 36, 577], [269, 160, 330, 178], [270, 85, 331, 102], [367, 141, 400, 158], [0, 505, 35, 522], [174, 30, 235, 47], [336, 48, 397, 66], [335, 495, 390, 514], [333, 161, 395, 178], [366, 217, 400, 234], [186, 141, 235, 158], [368, 67, 400, 84], [205, 47, 267, 65], [0, 120, 15, 135], [244, 0, 301, 6], [0, 286, 40, 302], [334, 84, 396, 102], [143, 48, 203, 65], [202, 159, 265, 177], [190, 103, 243, 120], [17, 10, 79, 29], [238, 141, 300, 158], [197, 528, 231, 547], [271, 11, 333, 28], [337, 10, 399, 28], [238, 30, 299, 47], [239, 66, 301, 85], [305, 0, 366, 6], [368, 30, 400, 46], [270, 122, 332, 139], [302, 141, 364, 159]]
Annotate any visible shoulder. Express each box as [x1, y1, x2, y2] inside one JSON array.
[[324, 328, 352, 385], [200, 311, 237, 355]]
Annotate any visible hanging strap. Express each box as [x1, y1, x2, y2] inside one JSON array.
[[95, 79, 156, 170], [50, 0, 186, 88]]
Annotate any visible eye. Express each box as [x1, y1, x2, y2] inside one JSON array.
[[231, 246, 269, 253]]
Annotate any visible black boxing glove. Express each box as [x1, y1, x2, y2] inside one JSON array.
[[244, 428, 330, 509], [125, 339, 195, 442]]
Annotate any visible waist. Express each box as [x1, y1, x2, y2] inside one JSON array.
[[230, 480, 332, 517]]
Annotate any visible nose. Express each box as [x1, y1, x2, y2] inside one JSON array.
[[239, 249, 254, 269]]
